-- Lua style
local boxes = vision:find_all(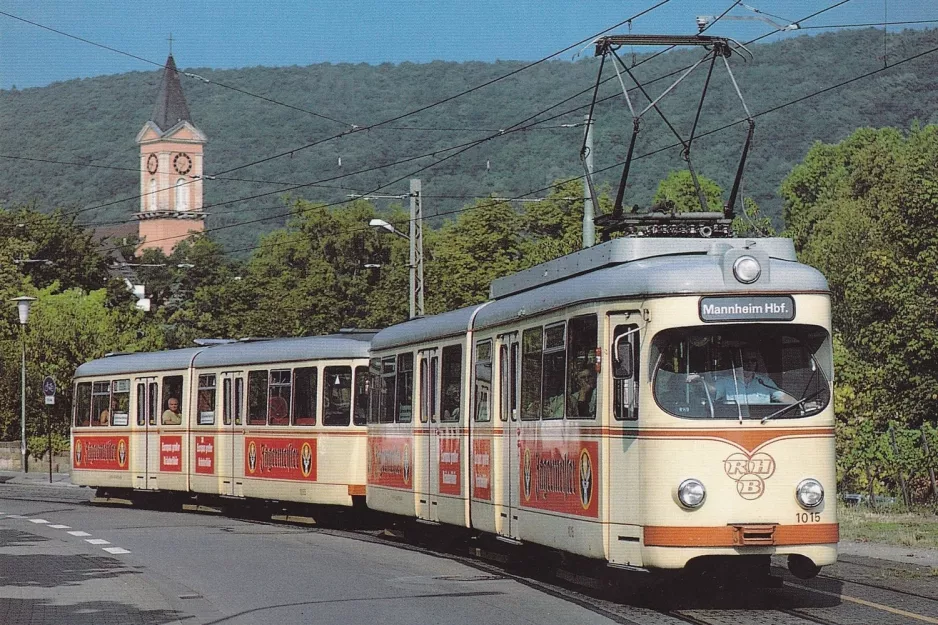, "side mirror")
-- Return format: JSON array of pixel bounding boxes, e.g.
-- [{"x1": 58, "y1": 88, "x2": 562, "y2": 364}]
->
[{"x1": 613, "y1": 334, "x2": 633, "y2": 378}]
